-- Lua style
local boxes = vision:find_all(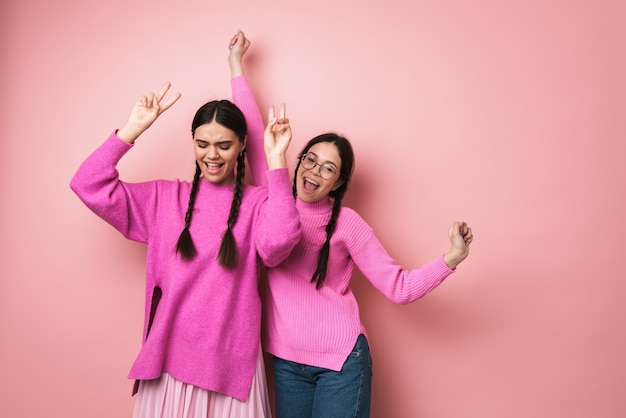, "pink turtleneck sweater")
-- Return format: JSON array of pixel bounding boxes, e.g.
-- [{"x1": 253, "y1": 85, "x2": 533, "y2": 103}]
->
[
  {"x1": 70, "y1": 129, "x2": 300, "y2": 400},
  {"x1": 232, "y1": 75, "x2": 454, "y2": 372}
]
